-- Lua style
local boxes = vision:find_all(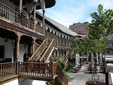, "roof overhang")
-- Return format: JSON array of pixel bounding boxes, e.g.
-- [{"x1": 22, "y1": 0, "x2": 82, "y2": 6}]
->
[
  {"x1": 36, "y1": 0, "x2": 56, "y2": 9},
  {"x1": 9, "y1": 0, "x2": 56, "y2": 9}
]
